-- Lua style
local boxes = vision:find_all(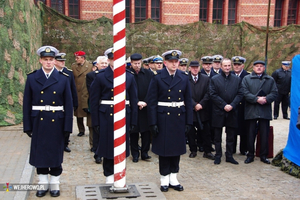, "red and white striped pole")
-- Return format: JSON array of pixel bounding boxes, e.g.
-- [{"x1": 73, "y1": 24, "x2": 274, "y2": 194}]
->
[{"x1": 113, "y1": 0, "x2": 127, "y2": 189}]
